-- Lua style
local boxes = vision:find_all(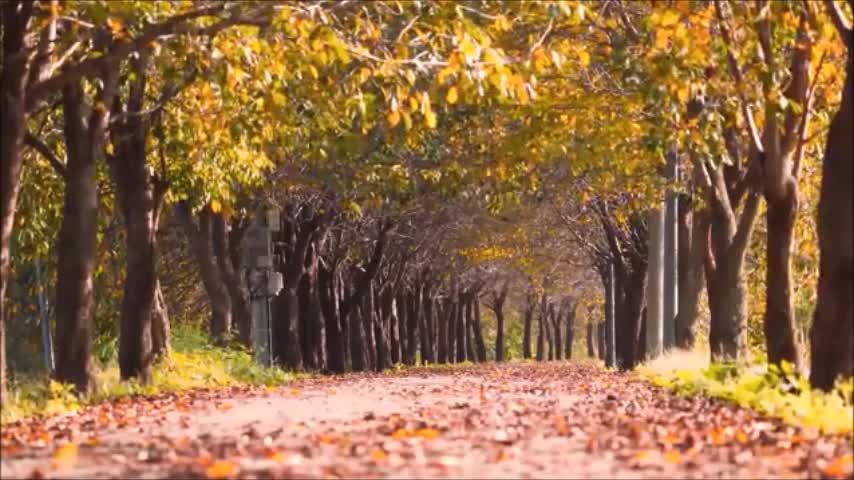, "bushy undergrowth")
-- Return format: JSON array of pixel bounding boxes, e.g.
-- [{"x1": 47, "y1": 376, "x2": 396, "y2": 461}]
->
[
  {"x1": 0, "y1": 325, "x2": 296, "y2": 424},
  {"x1": 639, "y1": 349, "x2": 853, "y2": 436}
]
